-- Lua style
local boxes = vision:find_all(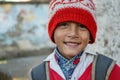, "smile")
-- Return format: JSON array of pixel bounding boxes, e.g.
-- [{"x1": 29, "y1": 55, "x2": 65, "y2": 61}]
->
[{"x1": 64, "y1": 42, "x2": 81, "y2": 48}]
